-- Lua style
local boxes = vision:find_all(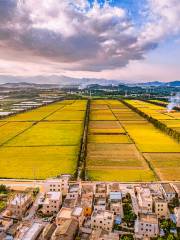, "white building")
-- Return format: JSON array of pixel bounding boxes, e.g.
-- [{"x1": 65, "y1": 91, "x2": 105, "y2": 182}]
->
[
  {"x1": 40, "y1": 192, "x2": 62, "y2": 215},
  {"x1": 44, "y1": 175, "x2": 70, "y2": 195},
  {"x1": 135, "y1": 213, "x2": 159, "y2": 239},
  {"x1": 91, "y1": 210, "x2": 114, "y2": 232},
  {"x1": 21, "y1": 223, "x2": 44, "y2": 240},
  {"x1": 136, "y1": 186, "x2": 153, "y2": 213}
]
